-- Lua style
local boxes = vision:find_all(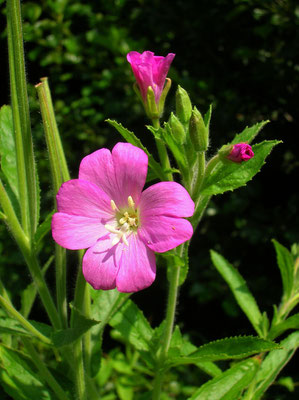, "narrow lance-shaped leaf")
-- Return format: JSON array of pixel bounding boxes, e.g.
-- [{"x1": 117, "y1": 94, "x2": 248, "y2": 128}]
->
[
  {"x1": 231, "y1": 120, "x2": 269, "y2": 145},
  {"x1": 210, "y1": 250, "x2": 264, "y2": 337},
  {"x1": 247, "y1": 331, "x2": 299, "y2": 400},
  {"x1": 188, "y1": 358, "x2": 260, "y2": 400},
  {"x1": 269, "y1": 313, "x2": 299, "y2": 340},
  {"x1": 272, "y1": 239, "x2": 294, "y2": 301},
  {"x1": 201, "y1": 140, "x2": 281, "y2": 196},
  {"x1": 165, "y1": 336, "x2": 279, "y2": 368},
  {"x1": 106, "y1": 119, "x2": 167, "y2": 181}
]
